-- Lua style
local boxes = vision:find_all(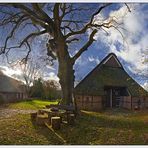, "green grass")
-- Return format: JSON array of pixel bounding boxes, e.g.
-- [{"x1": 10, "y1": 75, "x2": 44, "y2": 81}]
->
[
  {"x1": 0, "y1": 100, "x2": 147, "y2": 145},
  {"x1": 8, "y1": 99, "x2": 58, "y2": 110},
  {"x1": 0, "y1": 114, "x2": 62, "y2": 145}
]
